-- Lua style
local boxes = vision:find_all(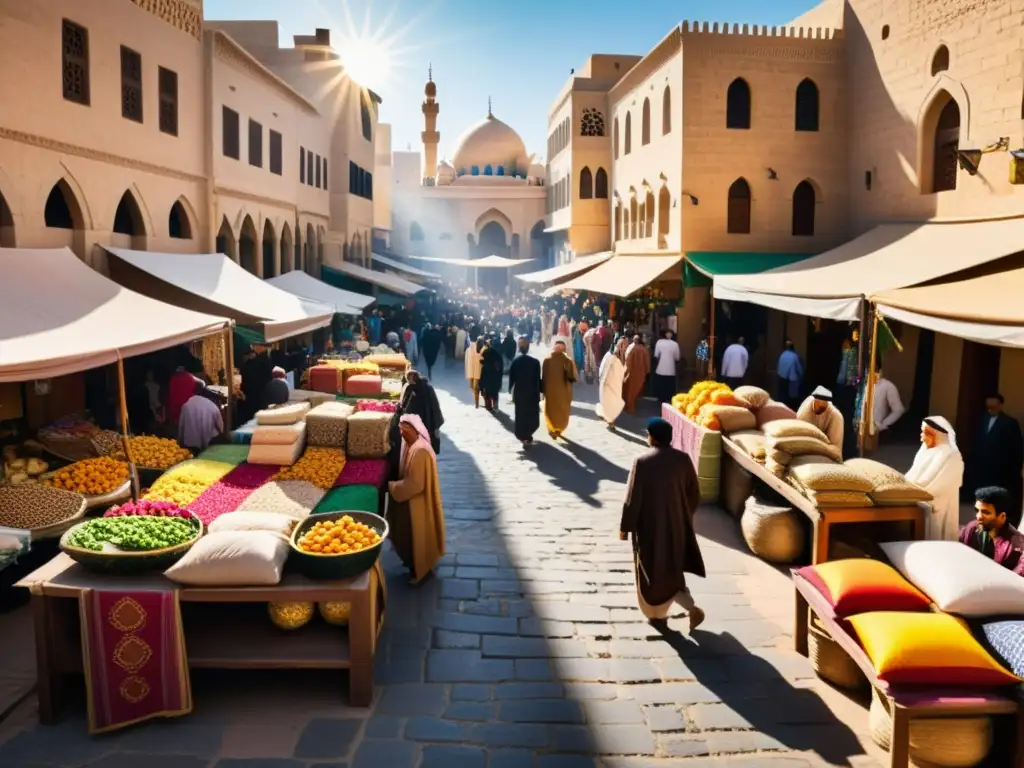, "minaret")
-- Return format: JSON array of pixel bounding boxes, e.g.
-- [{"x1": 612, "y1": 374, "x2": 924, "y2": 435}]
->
[{"x1": 421, "y1": 64, "x2": 440, "y2": 180}]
